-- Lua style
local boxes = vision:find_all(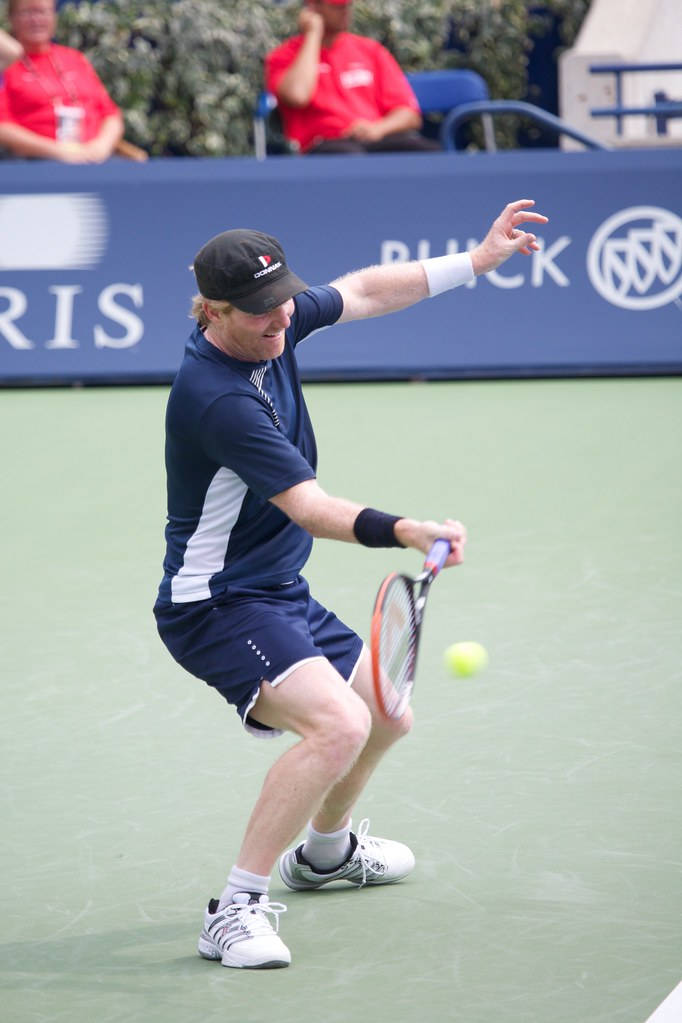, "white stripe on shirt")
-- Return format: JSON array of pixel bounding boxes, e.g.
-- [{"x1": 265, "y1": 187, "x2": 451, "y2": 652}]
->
[{"x1": 171, "y1": 466, "x2": 248, "y2": 603}]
